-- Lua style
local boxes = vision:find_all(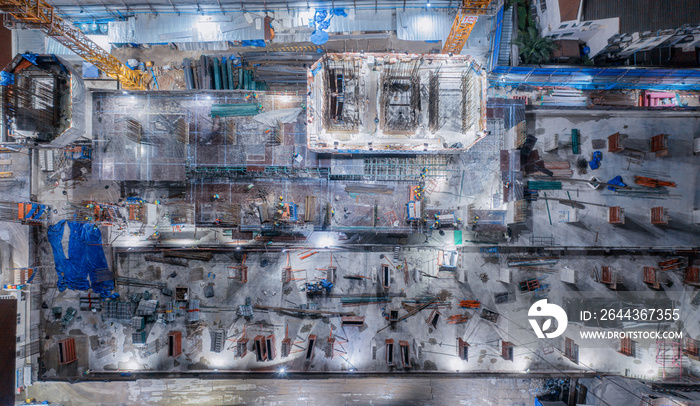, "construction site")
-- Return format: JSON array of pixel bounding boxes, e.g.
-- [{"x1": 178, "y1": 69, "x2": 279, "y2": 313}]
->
[{"x1": 0, "y1": 1, "x2": 699, "y2": 405}]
